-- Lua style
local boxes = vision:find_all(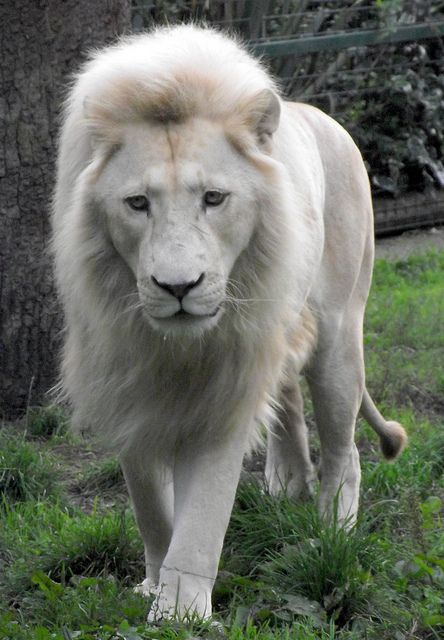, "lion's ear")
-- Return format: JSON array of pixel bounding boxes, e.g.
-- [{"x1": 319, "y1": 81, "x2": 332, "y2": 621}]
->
[{"x1": 249, "y1": 89, "x2": 281, "y2": 145}]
